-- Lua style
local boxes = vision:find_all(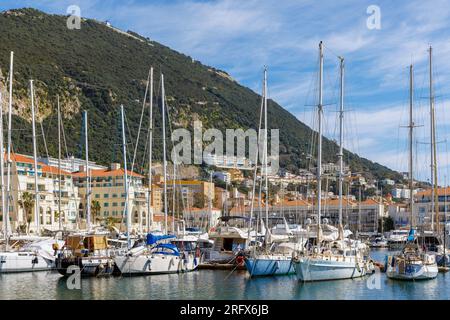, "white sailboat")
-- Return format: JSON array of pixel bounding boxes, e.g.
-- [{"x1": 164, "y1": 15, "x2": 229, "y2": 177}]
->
[
  {"x1": 293, "y1": 43, "x2": 372, "y2": 281},
  {"x1": 385, "y1": 62, "x2": 438, "y2": 281},
  {"x1": 114, "y1": 75, "x2": 199, "y2": 275},
  {"x1": 1, "y1": 71, "x2": 63, "y2": 273},
  {"x1": 244, "y1": 67, "x2": 299, "y2": 277}
]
